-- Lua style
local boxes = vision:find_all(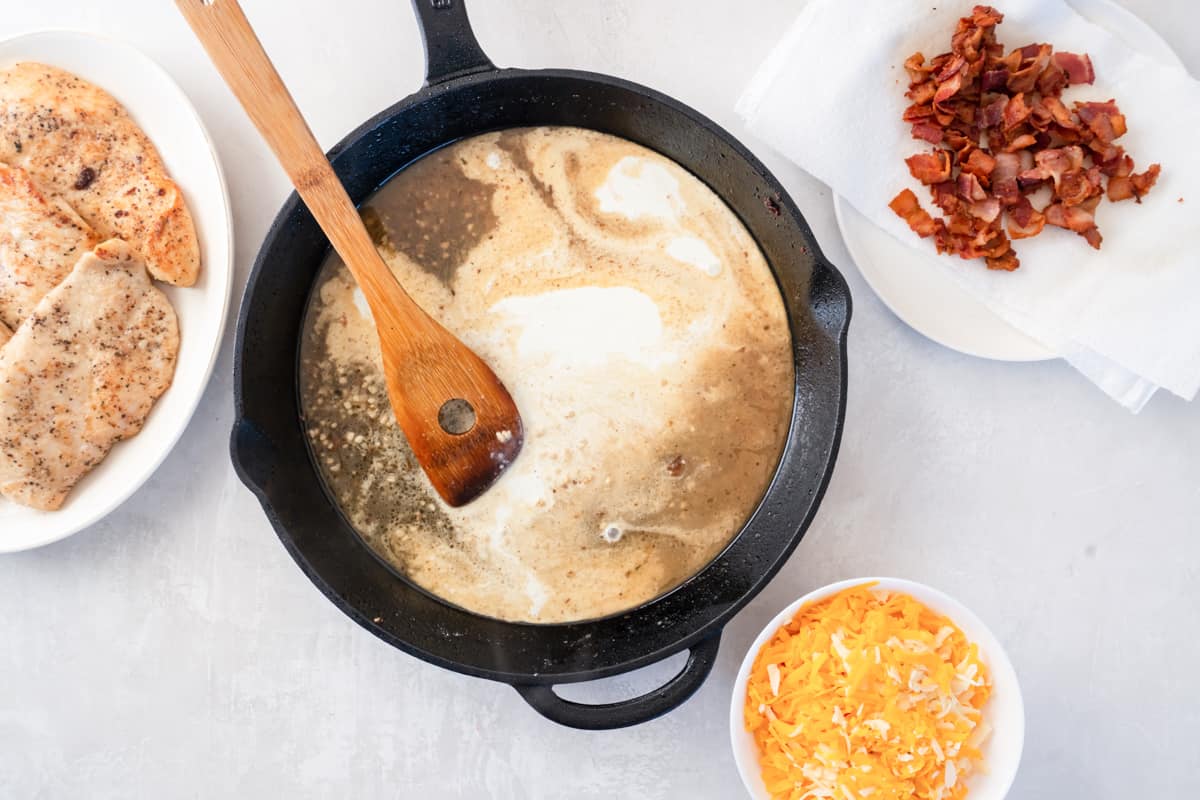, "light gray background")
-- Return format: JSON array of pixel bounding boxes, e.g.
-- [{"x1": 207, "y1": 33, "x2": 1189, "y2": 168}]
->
[{"x1": 2, "y1": 1, "x2": 1197, "y2": 797}]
